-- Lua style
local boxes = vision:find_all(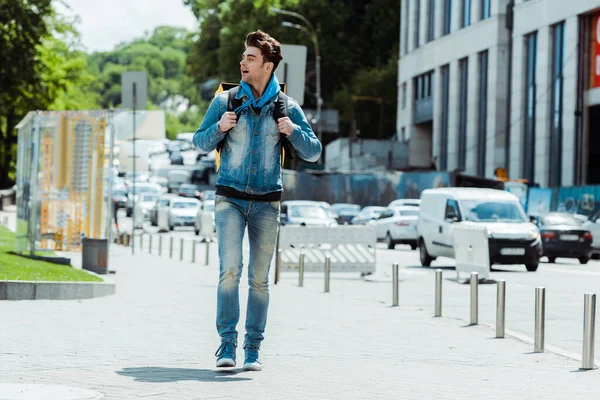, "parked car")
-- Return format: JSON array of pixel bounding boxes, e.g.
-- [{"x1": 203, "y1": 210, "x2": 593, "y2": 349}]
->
[
  {"x1": 370, "y1": 206, "x2": 420, "y2": 249},
  {"x1": 167, "y1": 198, "x2": 200, "y2": 230},
  {"x1": 125, "y1": 183, "x2": 162, "y2": 217},
  {"x1": 199, "y1": 190, "x2": 216, "y2": 201},
  {"x1": 351, "y1": 206, "x2": 386, "y2": 225},
  {"x1": 150, "y1": 194, "x2": 174, "y2": 226},
  {"x1": 178, "y1": 183, "x2": 202, "y2": 199},
  {"x1": 195, "y1": 200, "x2": 216, "y2": 237},
  {"x1": 583, "y1": 212, "x2": 600, "y2": 258},
  {"x1": 281, "y1": 201, "x2": 338, "y2": 227},
  {"x1": 532, "y1": 212, "x2": 593, "y2": 264},
  {"x1": 133, "y1": 193, "x2": 160, "y2": 228},
  {"x1": 388, "y1": 199, "x2": 421, "y2": 208},
  {"x1": 331, "y1": 203, "x2": 361, "y2": 224},
  {"x1": 418, "y1": 188, "x2": 541, "y2": 271},
  {"x1": 170, "y1": 151, "x2": 184, "y2": 165},
  {"x1": 112, "y1": 186, "x2": 128, "y2": 210}
]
